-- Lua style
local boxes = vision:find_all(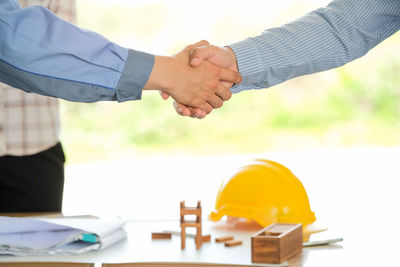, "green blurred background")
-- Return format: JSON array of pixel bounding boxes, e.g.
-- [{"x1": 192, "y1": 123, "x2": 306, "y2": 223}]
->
[{"x1": 60, "y1": 0, "x2": 400, "y2": 163}]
